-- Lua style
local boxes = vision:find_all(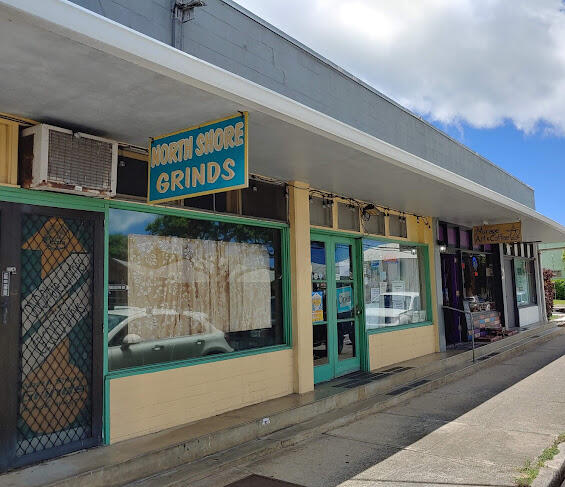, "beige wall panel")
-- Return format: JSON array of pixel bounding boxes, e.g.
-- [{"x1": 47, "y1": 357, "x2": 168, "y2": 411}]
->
[
  {"x1": 288, "y1": 181, "x2": 314, "y2": 394},
  {"x1": 110, "y1": 349, "x2": 294, "y2": 443},
  {"x1": 369, "y1": 325, "x2": 436, "y2": 371},
  {"x1": 0, "y1": 119, "x2": 18, "y2": 185}
]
